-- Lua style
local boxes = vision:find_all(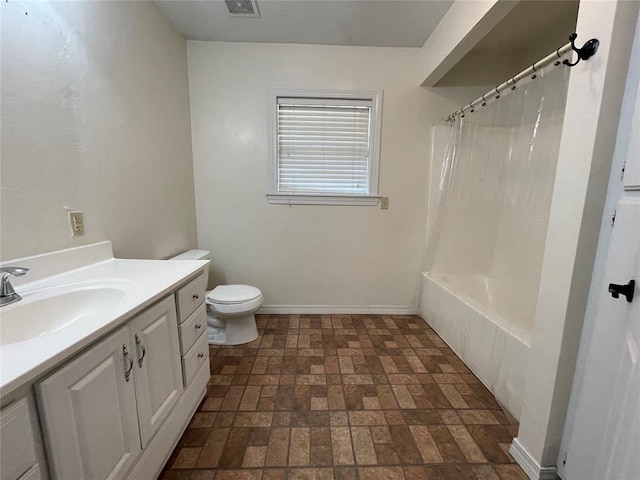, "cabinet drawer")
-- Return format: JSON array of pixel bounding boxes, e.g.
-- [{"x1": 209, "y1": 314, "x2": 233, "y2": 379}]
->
[
  {"x1": 179, "y1": 303, "x2": 207, "y2": 354},
  {"x1": 0, "y1": 398, "x2": 38, "y2": 480},
  {"x1": 175, "y1": 273, "x2": 206, "y2": 323},
  {"x1": 182, "y1": 331, "x2": 209, "y2": 387}
]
